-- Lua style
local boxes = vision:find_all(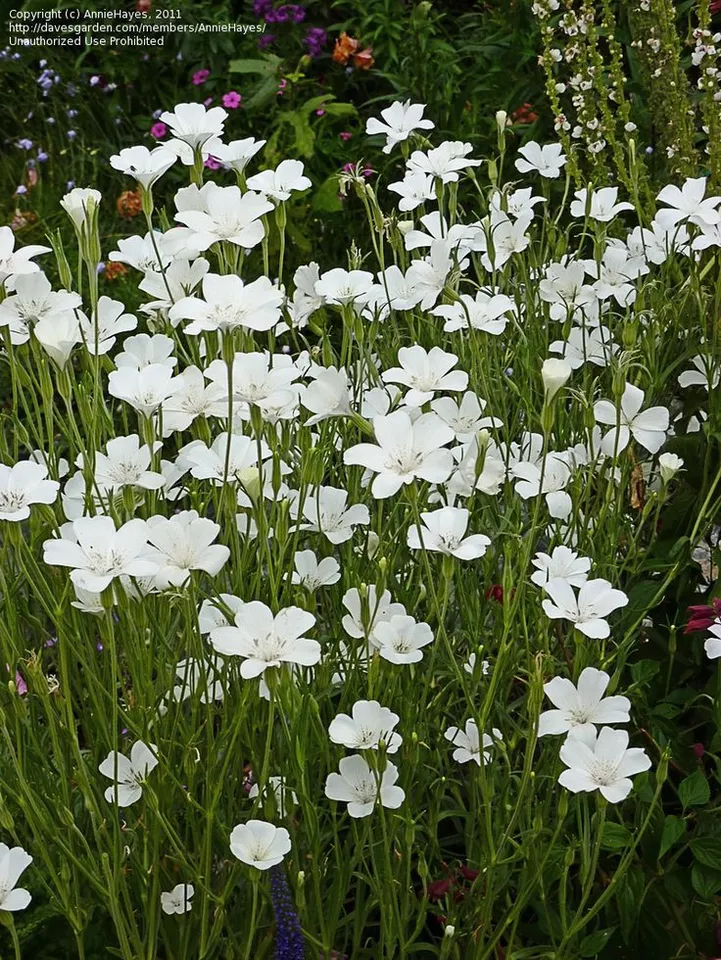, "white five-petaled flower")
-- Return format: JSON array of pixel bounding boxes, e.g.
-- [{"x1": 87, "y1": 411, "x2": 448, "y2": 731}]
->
[
  {"x1": 324, "y1": 755, "x2": 405, "y2": 818},
  {"x1": 558, "y1": 726, "x2": 651, "y2": 802},
  {"x1": 541, "y1": 578, "x2": 629, "y2": 639},
  {"x1": 705, "y1": 622, "x2": 721, "y2": 660},
  {"x1": 294, "y1": 485, "x2": 370, "y2": 544},
  {"x1": 246, "y1": 159, "x2": 311, "y2": 201},
  {"x1": 530, "y1": 546, "x2": 591, "y2": 588},
  {"x1": 159, "y1": 102, "x2": 227, "y2": 151},
  {"x1": 0, "y1": 461, "x2": 59, "y2": 521},
  {"x1": 343, "y1": 410, "x2": 454, "y2": 499},
  {"x1": 656, "y1": 177, "x2": 721, "y2": 229},
  {"x1": 570, "y1": 187, "x2": 634, "y2": 223},
  {"x1": 0, "y1": 225, "x2": 50, "y2": 284},
  {"x1": 209, "y1": 601, "x2": 320, "y2": 677},
  {"x1": 594, "y1": 383, "x2": 669, "y2": 455},
  {"x1": 99, "y1": 740, "x2": 159, "y2": 806},
  {"x1": 229, "y1": 820, "x2": 291, "y2": 870},
  {"x1": 0, "y1": 845, "x2": 33, "y2": 912},
  {"x1": 146, "y1": 511, "x2": 230, "y2": 588},
  {"x1": 290, "y1": 550, "x2": 341, "y2": 591},
  {"x1": 444, "y1": 720, "x2": 502, "y2": 765},
  {"x1": 538, "y1": 667, "x2": 631, "y2": 737},
  {"x1": 169, "y1": 274, "x2": 283, "y2": 334},
  {"x1": 109, "y1": 145, "x2": 177, "y2": 190},
  {"x1": 328, "y1": 700, "x2": 402, "y2": 753},
  {"x1": 407, "y1": 506, "x2": 490, "y2": 560},
  {"x1": 514, "y1": 141, "x2": 567, "y2": 179},
  {"x1": 372, "y1": 614, "x2": 434, "y2": 664},
  {"x1": 365, "y1": 100, "x2": 435, "y2": 153},
  {"x1": 161, "y1": 884, "x2": 194, "y2": 915},
  {"x1": 43, "y1": 516, "x2": 157, "y2": 593},
  {"x1": 382, "y1": 345, "x2": 468, "y2": 407}
]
